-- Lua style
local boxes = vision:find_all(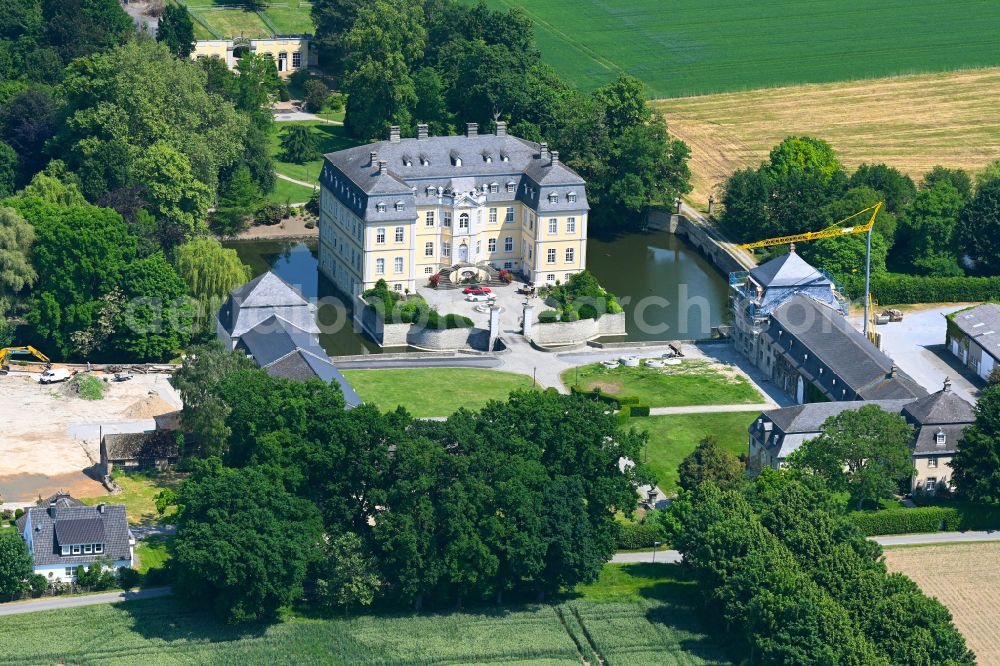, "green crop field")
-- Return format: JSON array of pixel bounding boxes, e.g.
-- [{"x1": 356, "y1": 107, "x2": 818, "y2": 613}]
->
[
  {"x1": 476, "y1": 0, "x2": 1000, "y2": 97},
  {"x1": 0, "y1": 564, "x2": 731, "y2": 665}
]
